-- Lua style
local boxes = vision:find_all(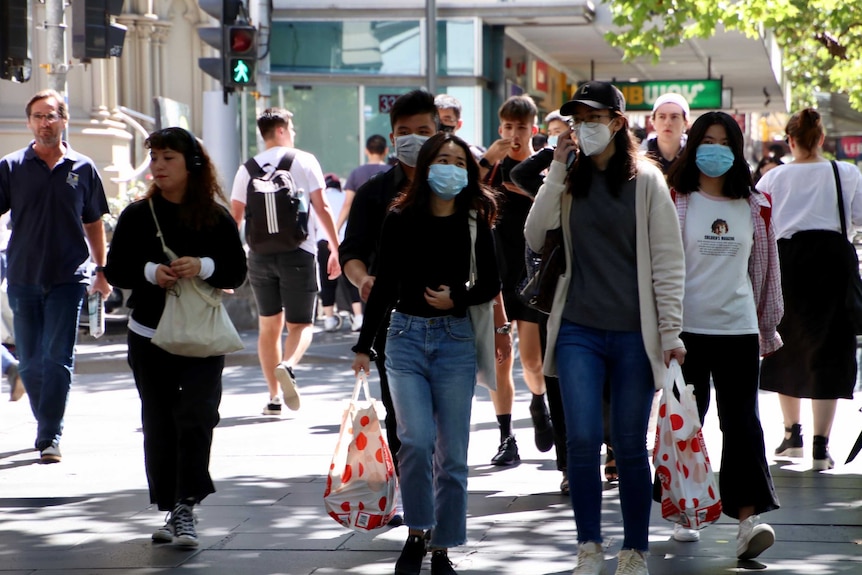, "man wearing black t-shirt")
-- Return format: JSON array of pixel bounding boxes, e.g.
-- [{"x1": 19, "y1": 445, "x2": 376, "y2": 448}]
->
[{"x1": 477, "y1": 95, "x2": 554, "y2": 466}]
